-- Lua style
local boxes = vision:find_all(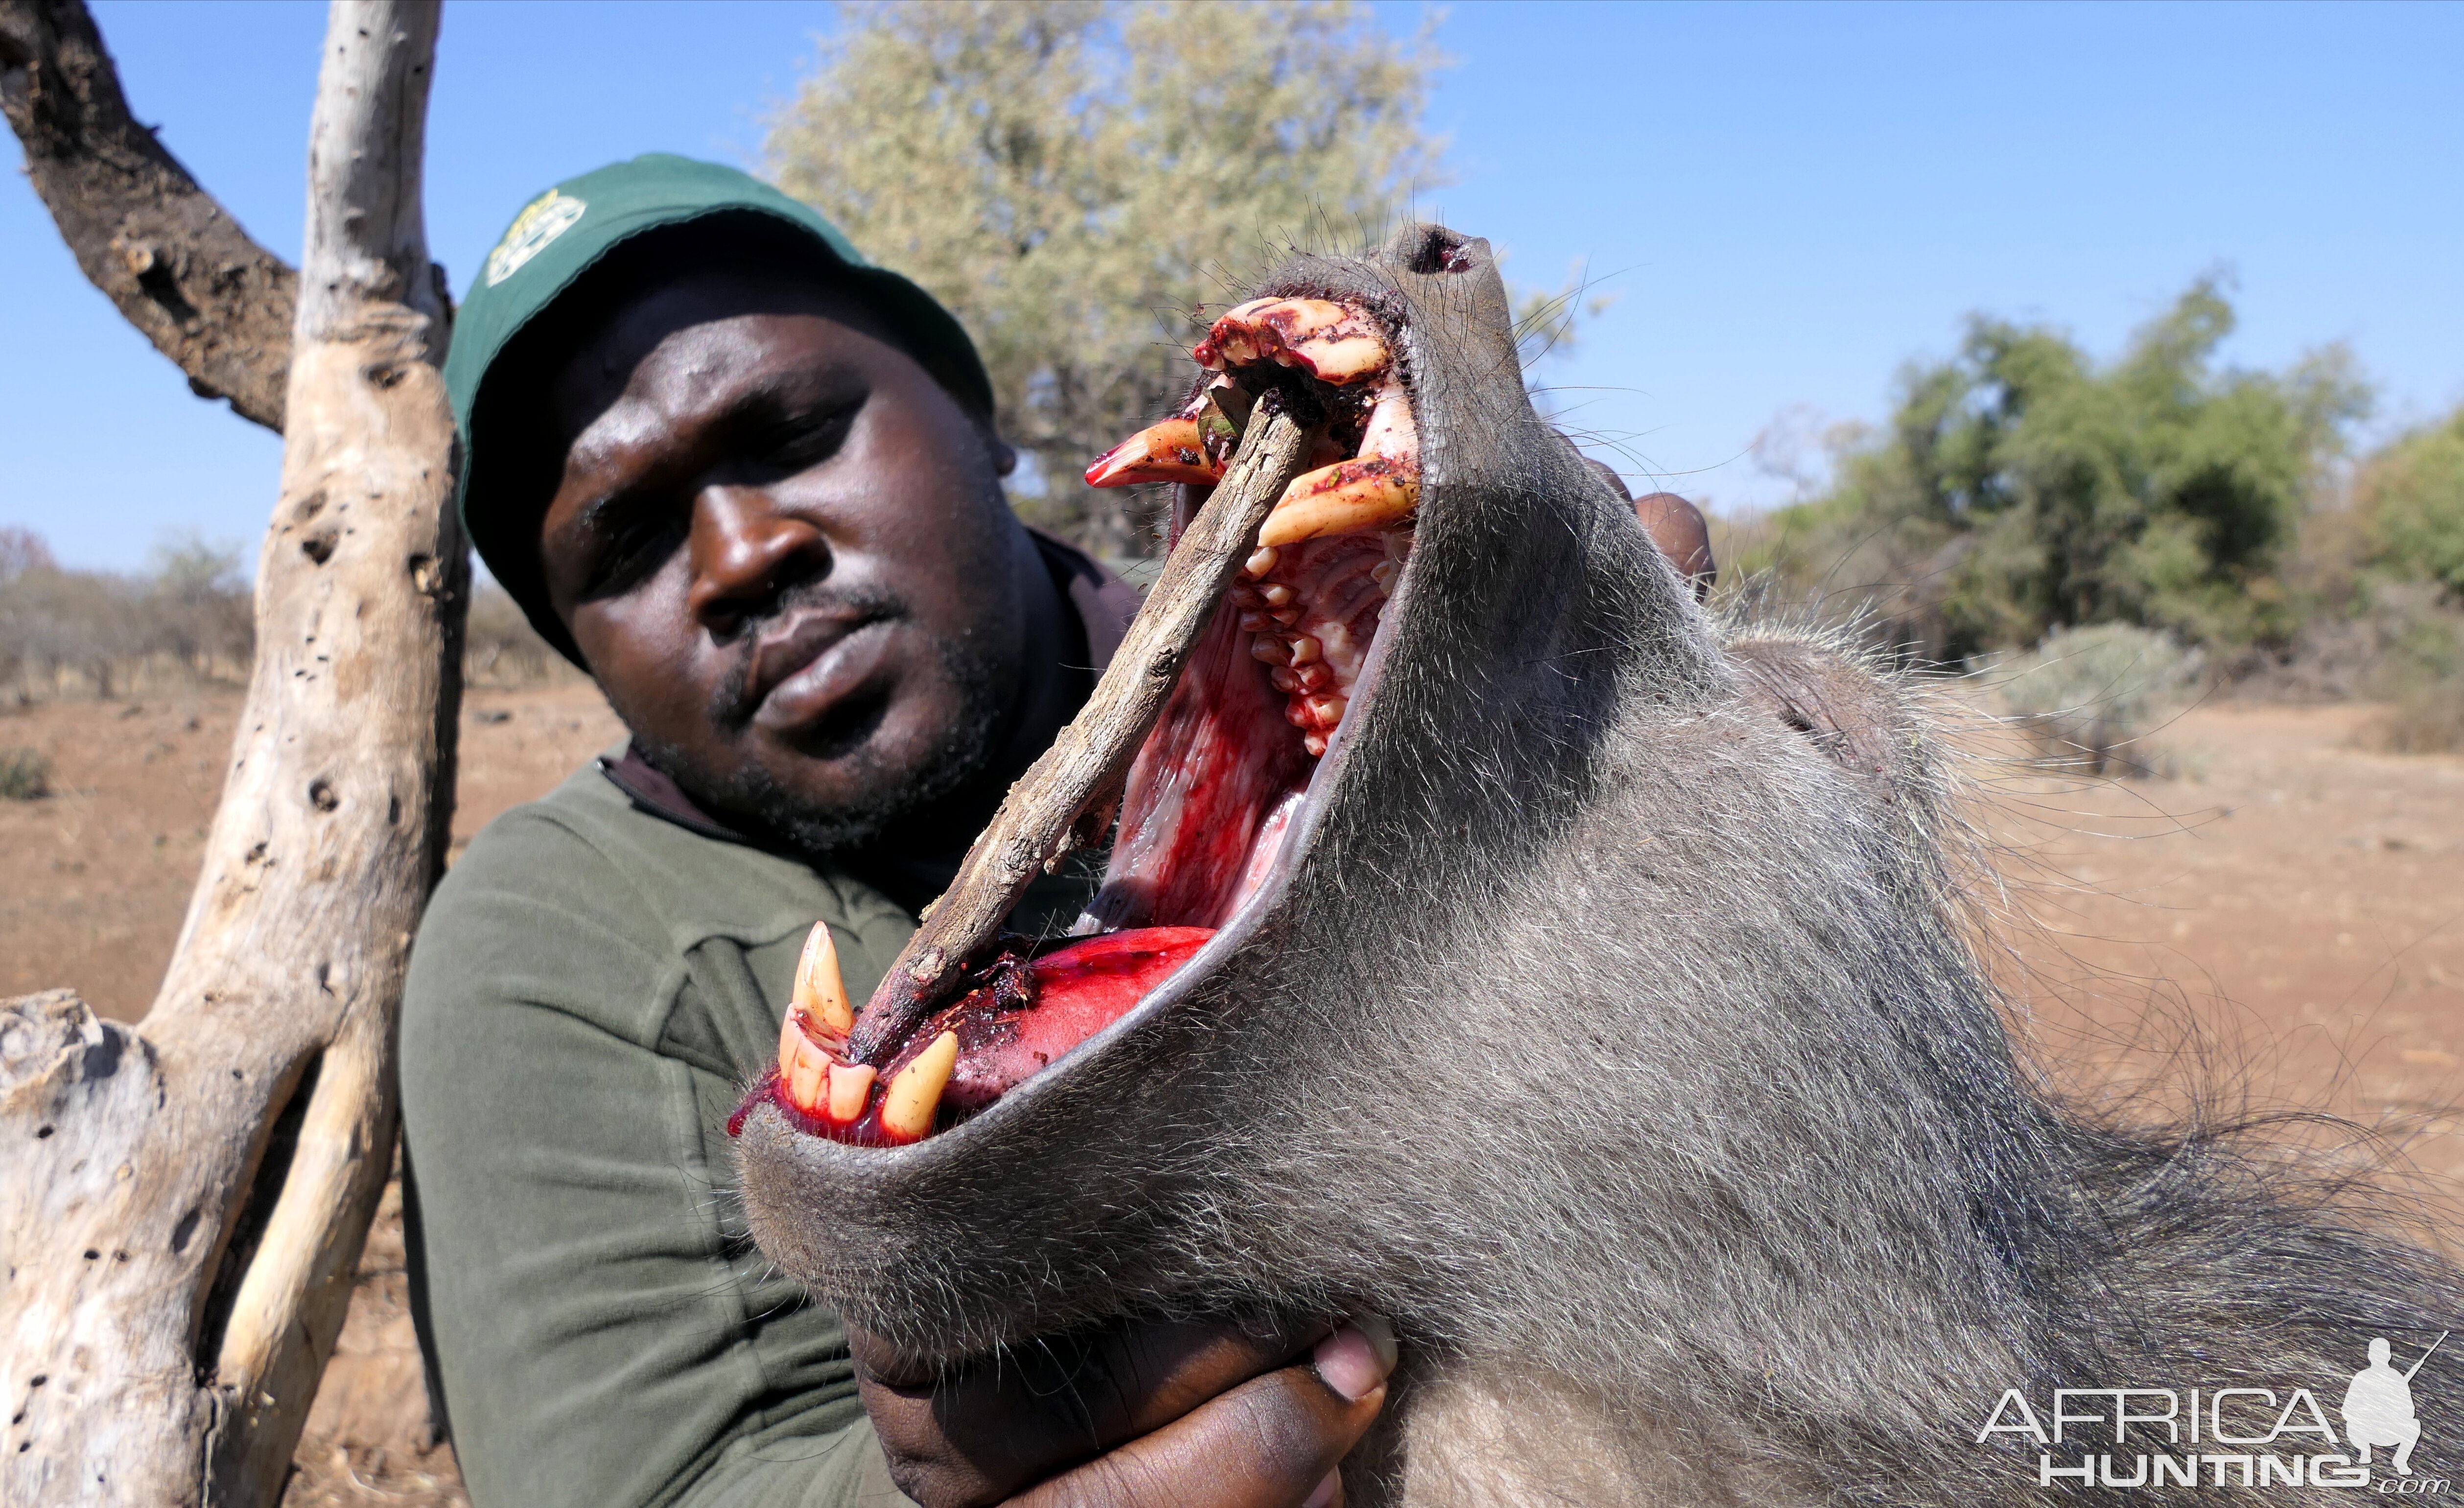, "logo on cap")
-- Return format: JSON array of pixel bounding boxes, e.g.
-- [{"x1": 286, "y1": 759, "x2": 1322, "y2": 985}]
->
[{"x1": 485, "y1": 189, "x2": 587, "y2": 287}]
